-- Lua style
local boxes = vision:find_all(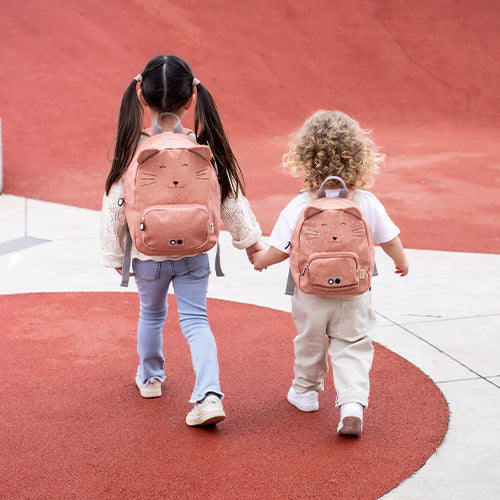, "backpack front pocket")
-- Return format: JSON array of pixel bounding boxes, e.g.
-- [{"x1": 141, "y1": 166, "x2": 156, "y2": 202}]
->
[
  {"x1": 139, "y1": 204, "x2": 215, "y2": 254},
  {"x1": 299, "y1": 252, "x2": 360, "y2": 294}
]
